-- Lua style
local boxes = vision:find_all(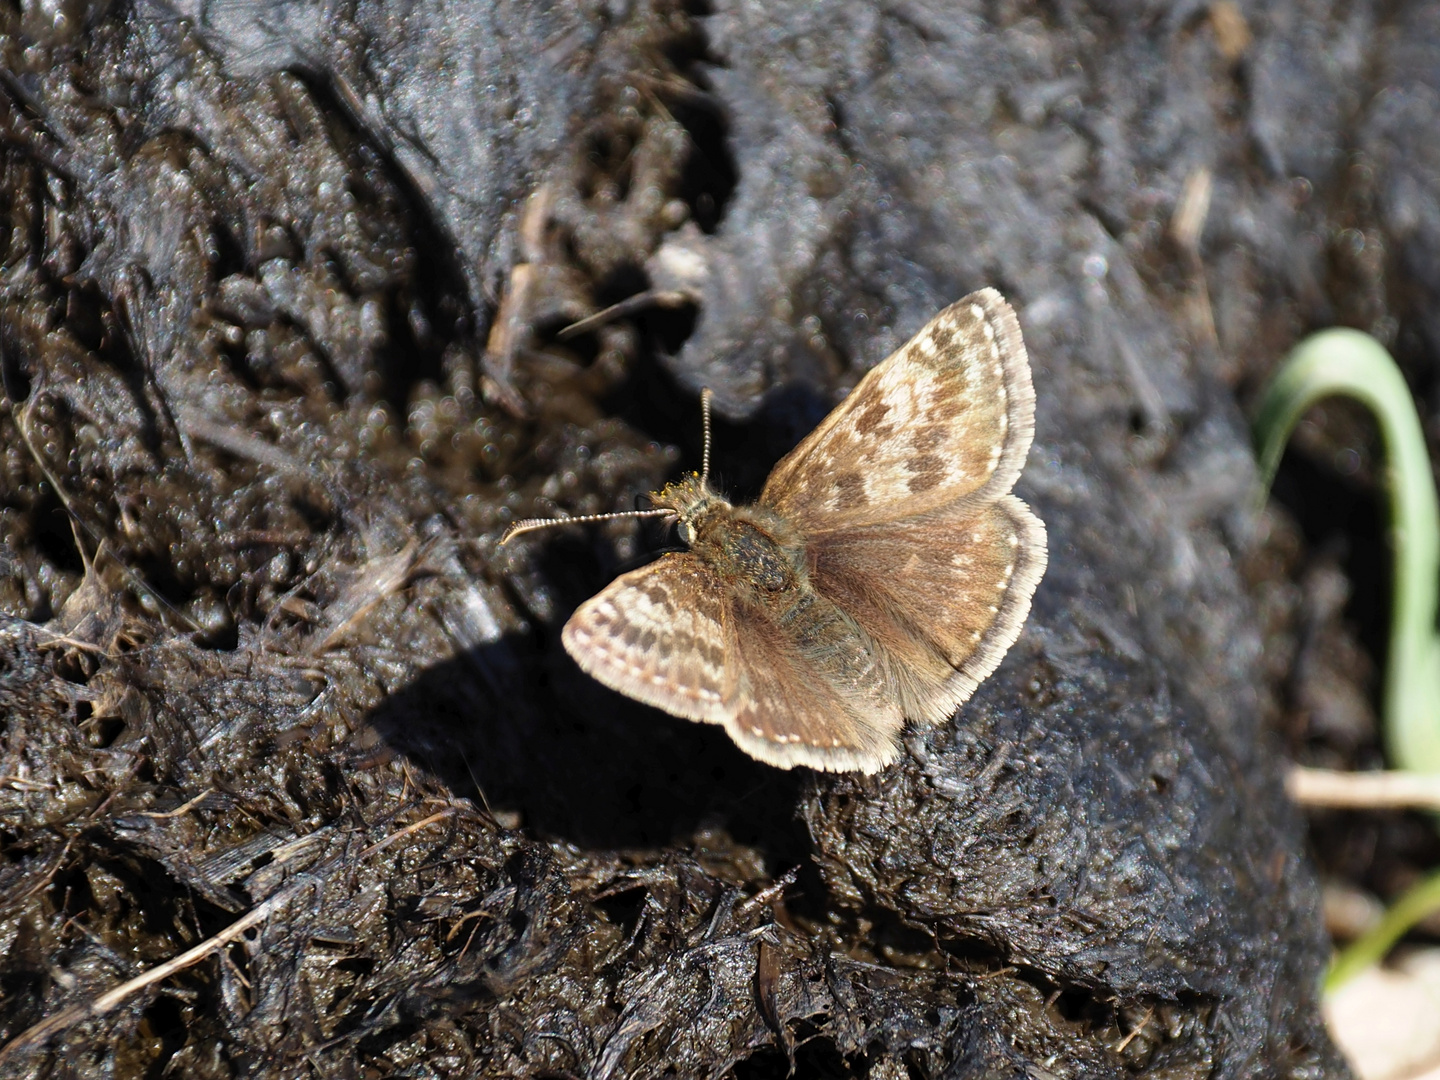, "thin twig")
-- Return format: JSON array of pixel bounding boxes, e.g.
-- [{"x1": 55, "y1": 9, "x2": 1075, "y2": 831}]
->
[
  {"x1": 555, "y1": 289, "x2": 691, "y2": 340},
  {"x1": 137, "y1": 788, "x2": 217, "y2": 819},
  {"x1": 1114, "y1": 1007, "x2": 1154, "y2": 1053},
  {"x1": 357, "y1": 808, "x2": 455, "y2": 859},
  {"x1": 0, "y1": 877, "x2": 308, "y2": 1064}
]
